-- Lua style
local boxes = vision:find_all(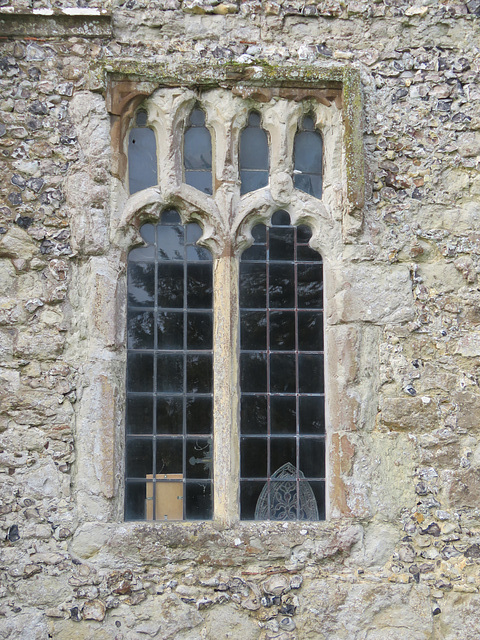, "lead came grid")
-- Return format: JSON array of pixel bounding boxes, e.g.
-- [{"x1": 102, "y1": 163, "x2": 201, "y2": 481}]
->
[
  {"x1": 125, "y1": 210, "x2": 213, "y2": 521},
  {"x1": 239, "y1": 210, "x2": 325, "y2": 520}
]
